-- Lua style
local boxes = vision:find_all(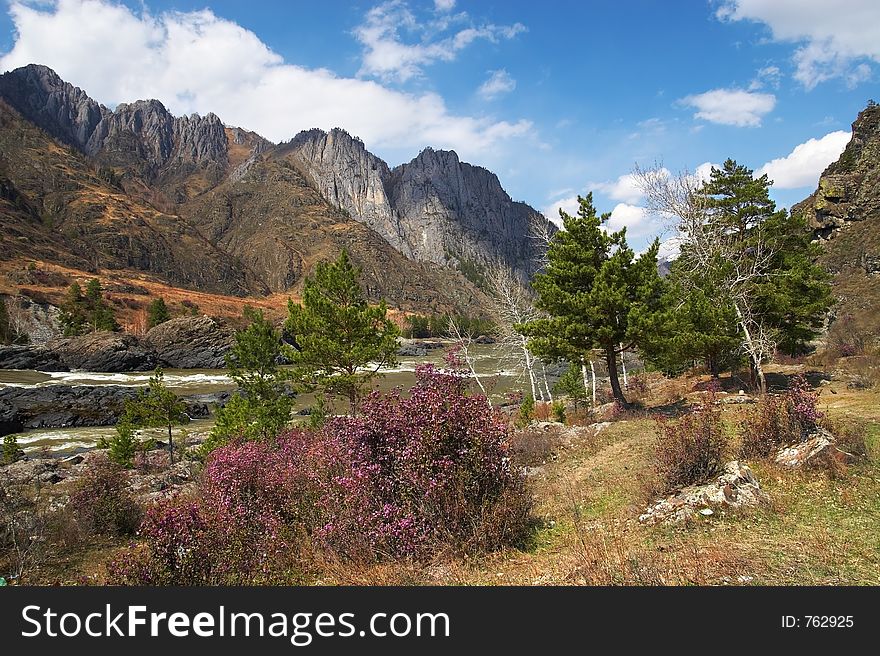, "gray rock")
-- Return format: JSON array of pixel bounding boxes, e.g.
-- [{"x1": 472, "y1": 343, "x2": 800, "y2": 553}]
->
[
  {"x1": 143, "y1": 316, "x2": 234, "y2": 369},
  {"x1": 774, "y1": 429, "x2": 854, "y2": 468},
  {"x1": 0, "y1": 345, "x2": 69, "y2": 372},
  {"x1": 49, "y1": 331, "x2": 156, "y2": 372},
  {"x1": 289, "y1": 129, "x2": 555, "y2": 281},
  {"x1": 0, "y1": 385, "x2": 215, "y2": 433},
  {"x1": 639, "y1": 461, "x2": 769, "y2": 525}
]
